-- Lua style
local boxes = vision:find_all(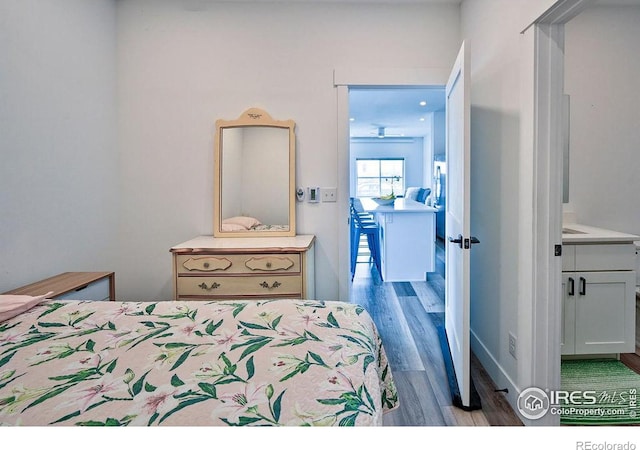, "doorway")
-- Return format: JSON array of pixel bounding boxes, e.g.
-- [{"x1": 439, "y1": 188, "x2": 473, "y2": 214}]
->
[
  {"x1": 526, "y1": 1, "x2": 640, "y2": 426},
  {"x1": 335, "y1": 54, "x2": 478, "y2": 412},
  {"x1": 334, "y1": 68, "x2": 451, "y2": 302},
  {"x1": 348, "y1": 87, "x2": 446, "y2": 284}
]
